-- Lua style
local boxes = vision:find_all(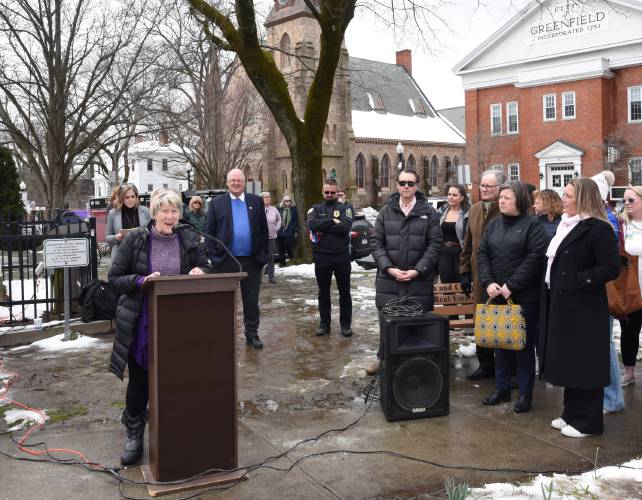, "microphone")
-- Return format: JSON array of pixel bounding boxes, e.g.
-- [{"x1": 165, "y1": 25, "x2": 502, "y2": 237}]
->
[{"x1": 174, "y1": 219, "x2": 243, "y2": 273}]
